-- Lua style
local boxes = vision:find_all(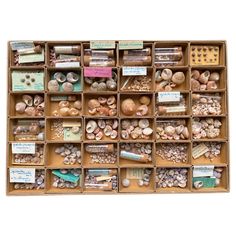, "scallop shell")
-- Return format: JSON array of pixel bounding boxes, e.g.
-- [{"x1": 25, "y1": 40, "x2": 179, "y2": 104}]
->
[
  {"x1": 22, "y1": 95, "x2": 33, "y2": 106},
  {"x1": 62, "y1": 82, "x2": 74, "y2": 92},
  {"x1": 48, "y1": 80, "x2": 60, "y2": 91},
  {"x1": 161, "y1": 69, "x2": 173, "y2": 81},
  {"x1": 121, "y1": 119, "x2": 131, "y2": 129},
  {"x1": 66, "y1": 72, "x2": 79, "y2": 83},
  {"x1": 138, "y1": 119, "x2": 150, "y2": 129},
  {"x1": 54, "y1": 72, "x2": 66, "y2": 83},
  {"x1": 15, "y1": 102, "x2": 26, "y2": 114},
  {"x1": 86, "y1": 120, "x2": 98, "y2": 134},
  {"x1": 171, "y1": 72, "x2": 185, "y2": 85}
]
